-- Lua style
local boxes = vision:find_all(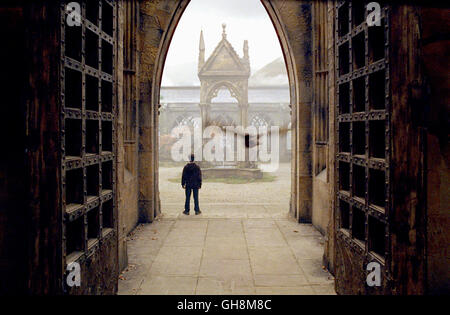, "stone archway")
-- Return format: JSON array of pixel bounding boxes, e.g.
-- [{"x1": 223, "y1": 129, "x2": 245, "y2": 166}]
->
[
  {"x1": 137, "y1": 0, "x2": 313, "y2": 224},
  {"x1": 202, "y1": 80, "x2": 244, "y2": 128}
]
